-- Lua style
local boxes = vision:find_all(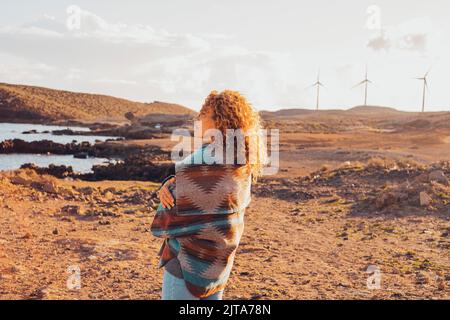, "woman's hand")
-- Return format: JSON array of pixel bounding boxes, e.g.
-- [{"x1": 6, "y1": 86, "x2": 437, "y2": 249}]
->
[{"x1": 158, "y1": 177, "x2": 175, "y2": 209}]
